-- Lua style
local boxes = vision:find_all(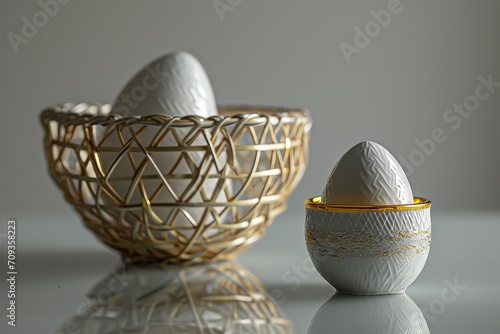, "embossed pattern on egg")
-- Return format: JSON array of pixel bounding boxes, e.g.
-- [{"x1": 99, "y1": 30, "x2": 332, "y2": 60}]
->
[
  {"x1": 100, "y1": 52, "x2": 230, "y2": 236},
  {"x1": 112, "y1": 52, "x2": 217, "y2": 117},
  {"x1": 322, "y1": 141, "x2": 413, "y2": 205}
]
